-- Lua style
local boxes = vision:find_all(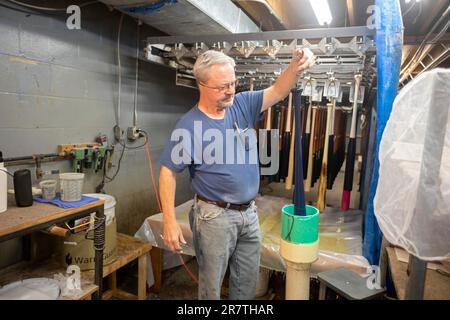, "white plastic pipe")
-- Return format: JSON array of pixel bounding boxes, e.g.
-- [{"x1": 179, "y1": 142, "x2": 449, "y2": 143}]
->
[
  {"x1": 285, "y1": 262, "x2": 311, "y2": 300},
  {"x1": 280, "y1": 239, "x2": 318, "y2": 300}
]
